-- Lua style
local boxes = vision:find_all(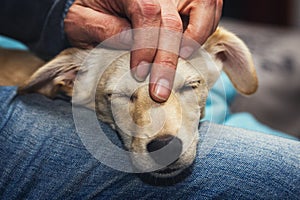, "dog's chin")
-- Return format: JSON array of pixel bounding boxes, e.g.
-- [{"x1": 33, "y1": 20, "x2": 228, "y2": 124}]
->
[{"x1": 138, "y1": 163, "x2": 194, "y2": 186}]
